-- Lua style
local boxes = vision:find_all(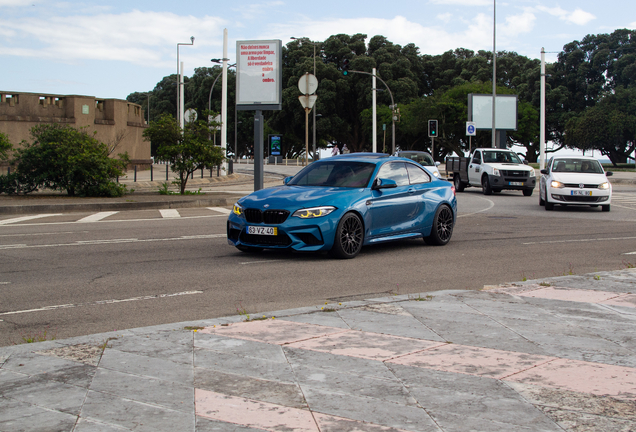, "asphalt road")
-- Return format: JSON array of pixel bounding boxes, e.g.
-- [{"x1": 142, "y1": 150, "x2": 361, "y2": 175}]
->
[{"x1": 1, "y1": 187, "x2": 636, "y2": 346}]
